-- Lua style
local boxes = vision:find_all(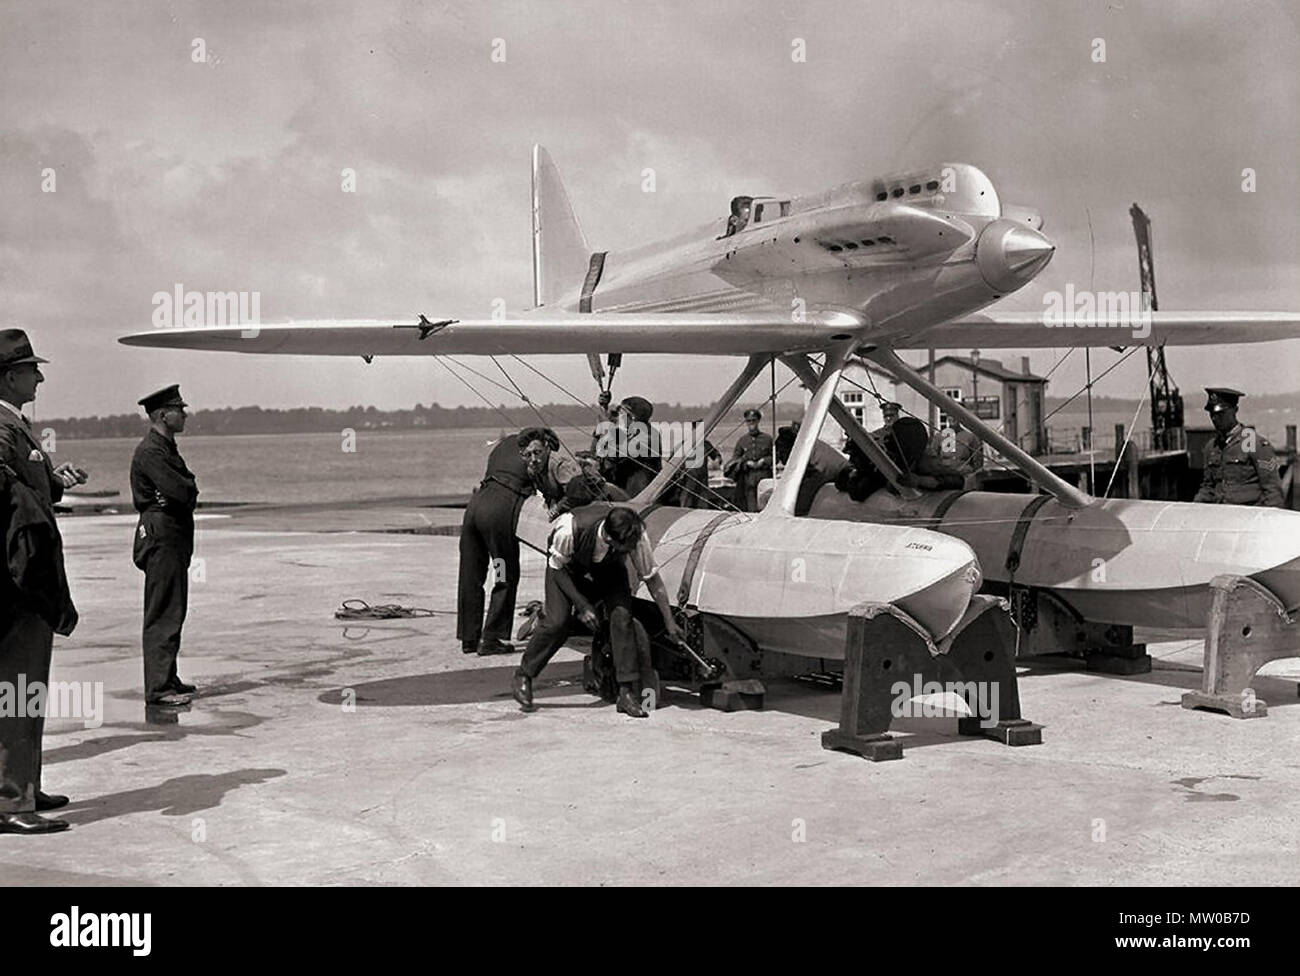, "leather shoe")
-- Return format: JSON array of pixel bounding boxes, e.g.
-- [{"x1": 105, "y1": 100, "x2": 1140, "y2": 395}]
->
[
  {"x1": 147, "y1": 691, "x2": 193, "y2": 706},
  {"x1": 461, "y1": 641, "x2": 479, "y2": 654},
  {"x1": 35, "y1": 791, "x2": 69, "y2": 811},
  {"x1": 170, "y1": 678, "x2": 197, "y2": 694},
  {"x1": 0, "y1": 812, "x2": 70, "y2": 835},
  {"x1": 511, "y1": 672, "x2": 534, "y2": 710},
  {"x1": 616, "y1": 688, "x2": 649, "y2": 719},
  {"x1": 477, "y1": 639, "x2": 516, "y2": 656}
]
